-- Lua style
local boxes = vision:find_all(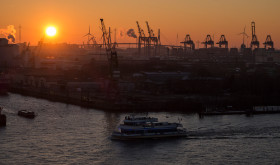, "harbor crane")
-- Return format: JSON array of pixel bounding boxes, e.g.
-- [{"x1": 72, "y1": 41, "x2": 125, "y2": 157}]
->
[
  {"x1": 180, "y1": 34, "x2": 195, "y2": 50},
  {"x1": 136, "y1": 21, "x2": 159, "y2": 56},
  {"x1": 146, "y1": 21, "x2": 158, "y2": 43},
  {"x1": 100, "y1": 18, "x2": 120, "y2": 79},
  {"x1": 250, "y1": 21, "x2": 259, "y2": 49},
  {"x1": 145, "y1": 21, "x2": 159, "y2": 56},
  {"x1": 263, "y1": 35, "x2": 274, "y2": 50},
  {"x1": 136, "y1": 21, "x2": 147, "y2": 54},
  {"x1": 136, "y1": 21, "x2": 146, "y2": 38},
  {"x1": 216, "y1": 35, "x2": 228, "y2": 48},
  {"x1": 202, "y1": 35, "x2": 214, "y2": 48}
]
